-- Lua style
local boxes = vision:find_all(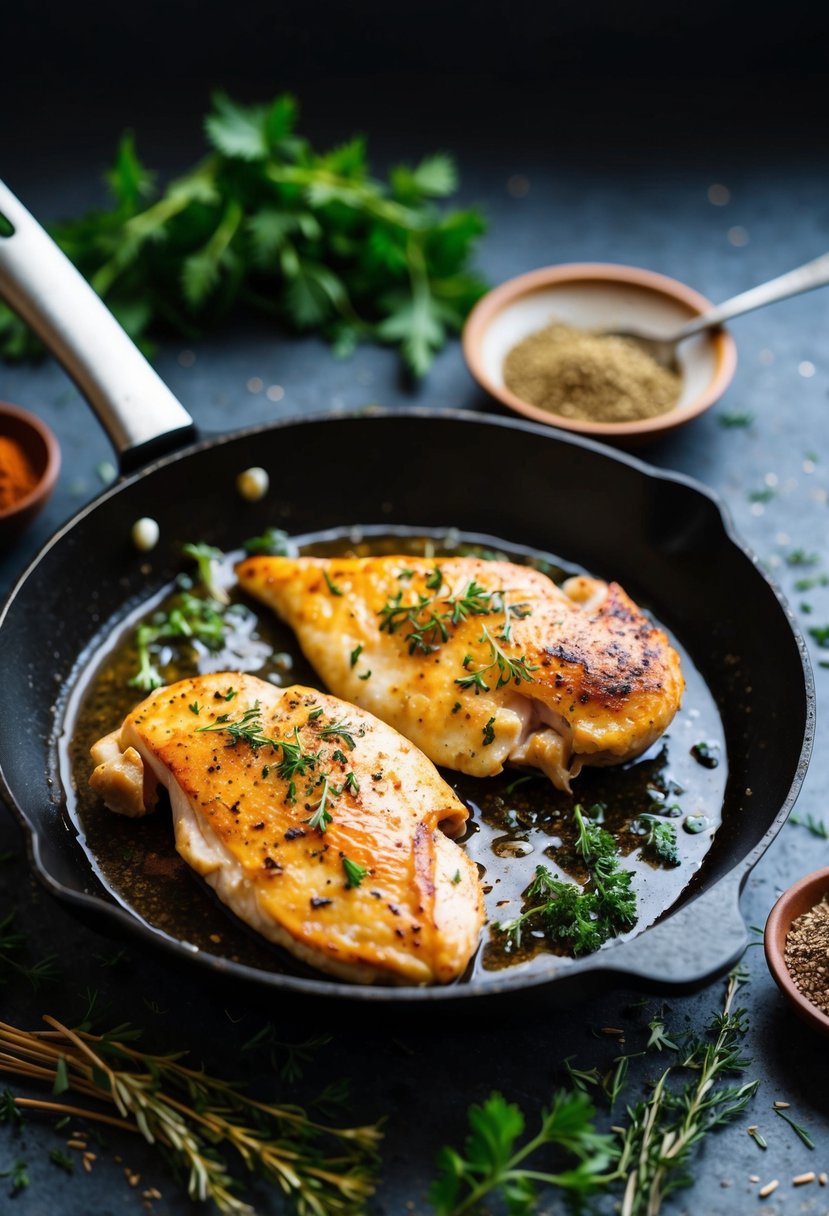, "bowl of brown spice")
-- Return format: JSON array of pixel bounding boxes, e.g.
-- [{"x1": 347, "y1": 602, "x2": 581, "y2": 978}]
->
[
  {"x1": 463, "y1": 263, "x2": 737, "y2": 444},
  {"x1": 0, "y1": 401, "x2": 61, "y2": 548},
  {"x1": 765, "y1": 867, "x2": 829, "y2": 1038}
]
